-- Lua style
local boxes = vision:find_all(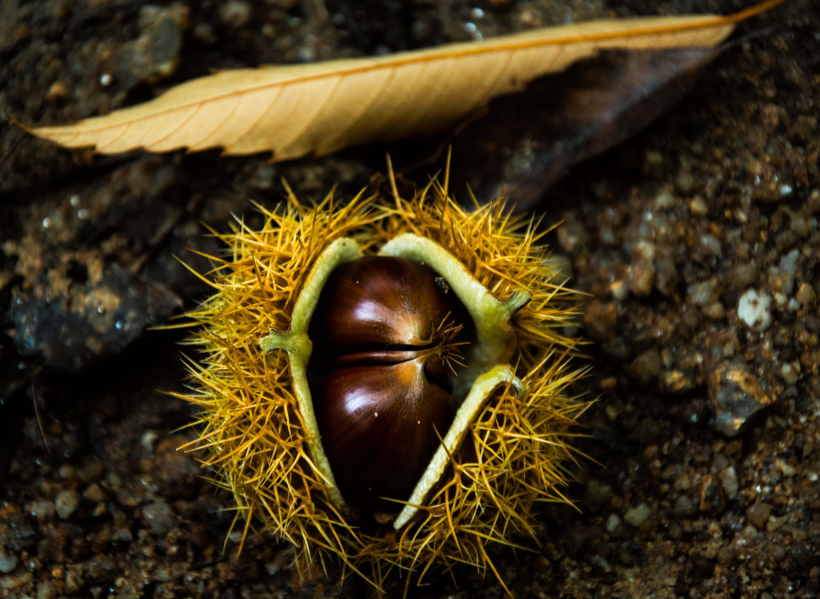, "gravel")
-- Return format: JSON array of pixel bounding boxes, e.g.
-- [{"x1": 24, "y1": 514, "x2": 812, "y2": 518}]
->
[
  {"x1": 1, "y1": 1, "x2": 819, "y2": 598},
  {"x1": 624, "y1": 503, "x2": 652, "y2": 527},
  {"x1": 708, "y1": 363, "x2": 775, "y2": 437},
  {"x1": 0, "y1": 549, "x2": 17, "y2": 574},
  {"x1": 54, "y1": 490, "x2": 81, "y2": 520},
  {"x1": 737, "y1": 288, "x2": 773, "y2": 331},
  {"x1": 746, "y1": 503, "x2": 772, "y2": 529}
]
